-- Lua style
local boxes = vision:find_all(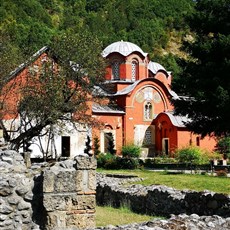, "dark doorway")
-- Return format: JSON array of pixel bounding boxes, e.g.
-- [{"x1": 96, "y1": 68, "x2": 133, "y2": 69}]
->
[
  {"x1": 104, "y1": 132, "x2": 115, "y2": 154},
  {"x1": 104, "y1": 132, "x2": 112, "y2": 153},
  {"x1": 62, "y1": 136, "x2": 70, "y2": 157},
  {"x1": 163, "y1": 138, "x2": 169, "y2": 155}
]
